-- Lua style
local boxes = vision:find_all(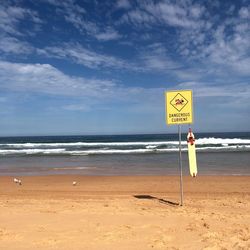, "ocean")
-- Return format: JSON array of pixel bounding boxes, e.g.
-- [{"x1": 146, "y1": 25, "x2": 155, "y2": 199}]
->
[{"x1": 0, "y1": 132, "x2": 249, "y2": 176}]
